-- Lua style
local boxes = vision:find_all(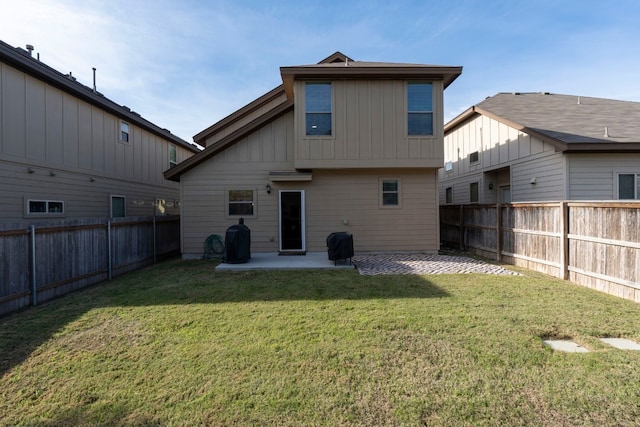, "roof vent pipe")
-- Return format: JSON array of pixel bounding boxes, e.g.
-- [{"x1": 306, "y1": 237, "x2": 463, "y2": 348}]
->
[
  {"x1": 577, "y1": 96, "x2": 581, "y2": 105},
  {"x1": 604, "y1": 126, "x2": 609, "y2": 138},
  {"x1": 26, "y1": 44, "x2": 34, "y2": 56},
  {"x1": 92, "y1": 67, "x2": 97, "y2": 93}
]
